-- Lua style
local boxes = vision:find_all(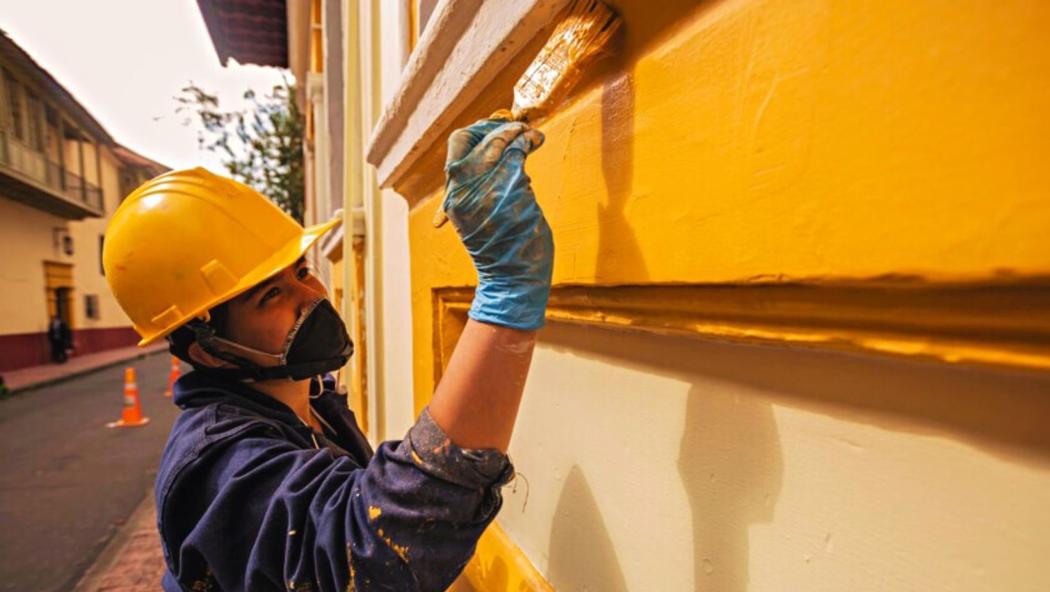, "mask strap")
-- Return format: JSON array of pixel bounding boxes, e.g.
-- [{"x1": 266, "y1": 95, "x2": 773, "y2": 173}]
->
[
  {"x1": 197, "y1": 298, "x2": 322, "y2": 367},
  {"x1": 205, "y1": 334, "x2": 285, "y2": 364},
  {"x1": 186, "y1": 320, "x2": 348, "y2": 382},
  {"x1": 186, "y1": 320, "x2": 269, "y2": 375},
  {"x1": 184, "y1": 298, "x2": 352, "y2": 383}
]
